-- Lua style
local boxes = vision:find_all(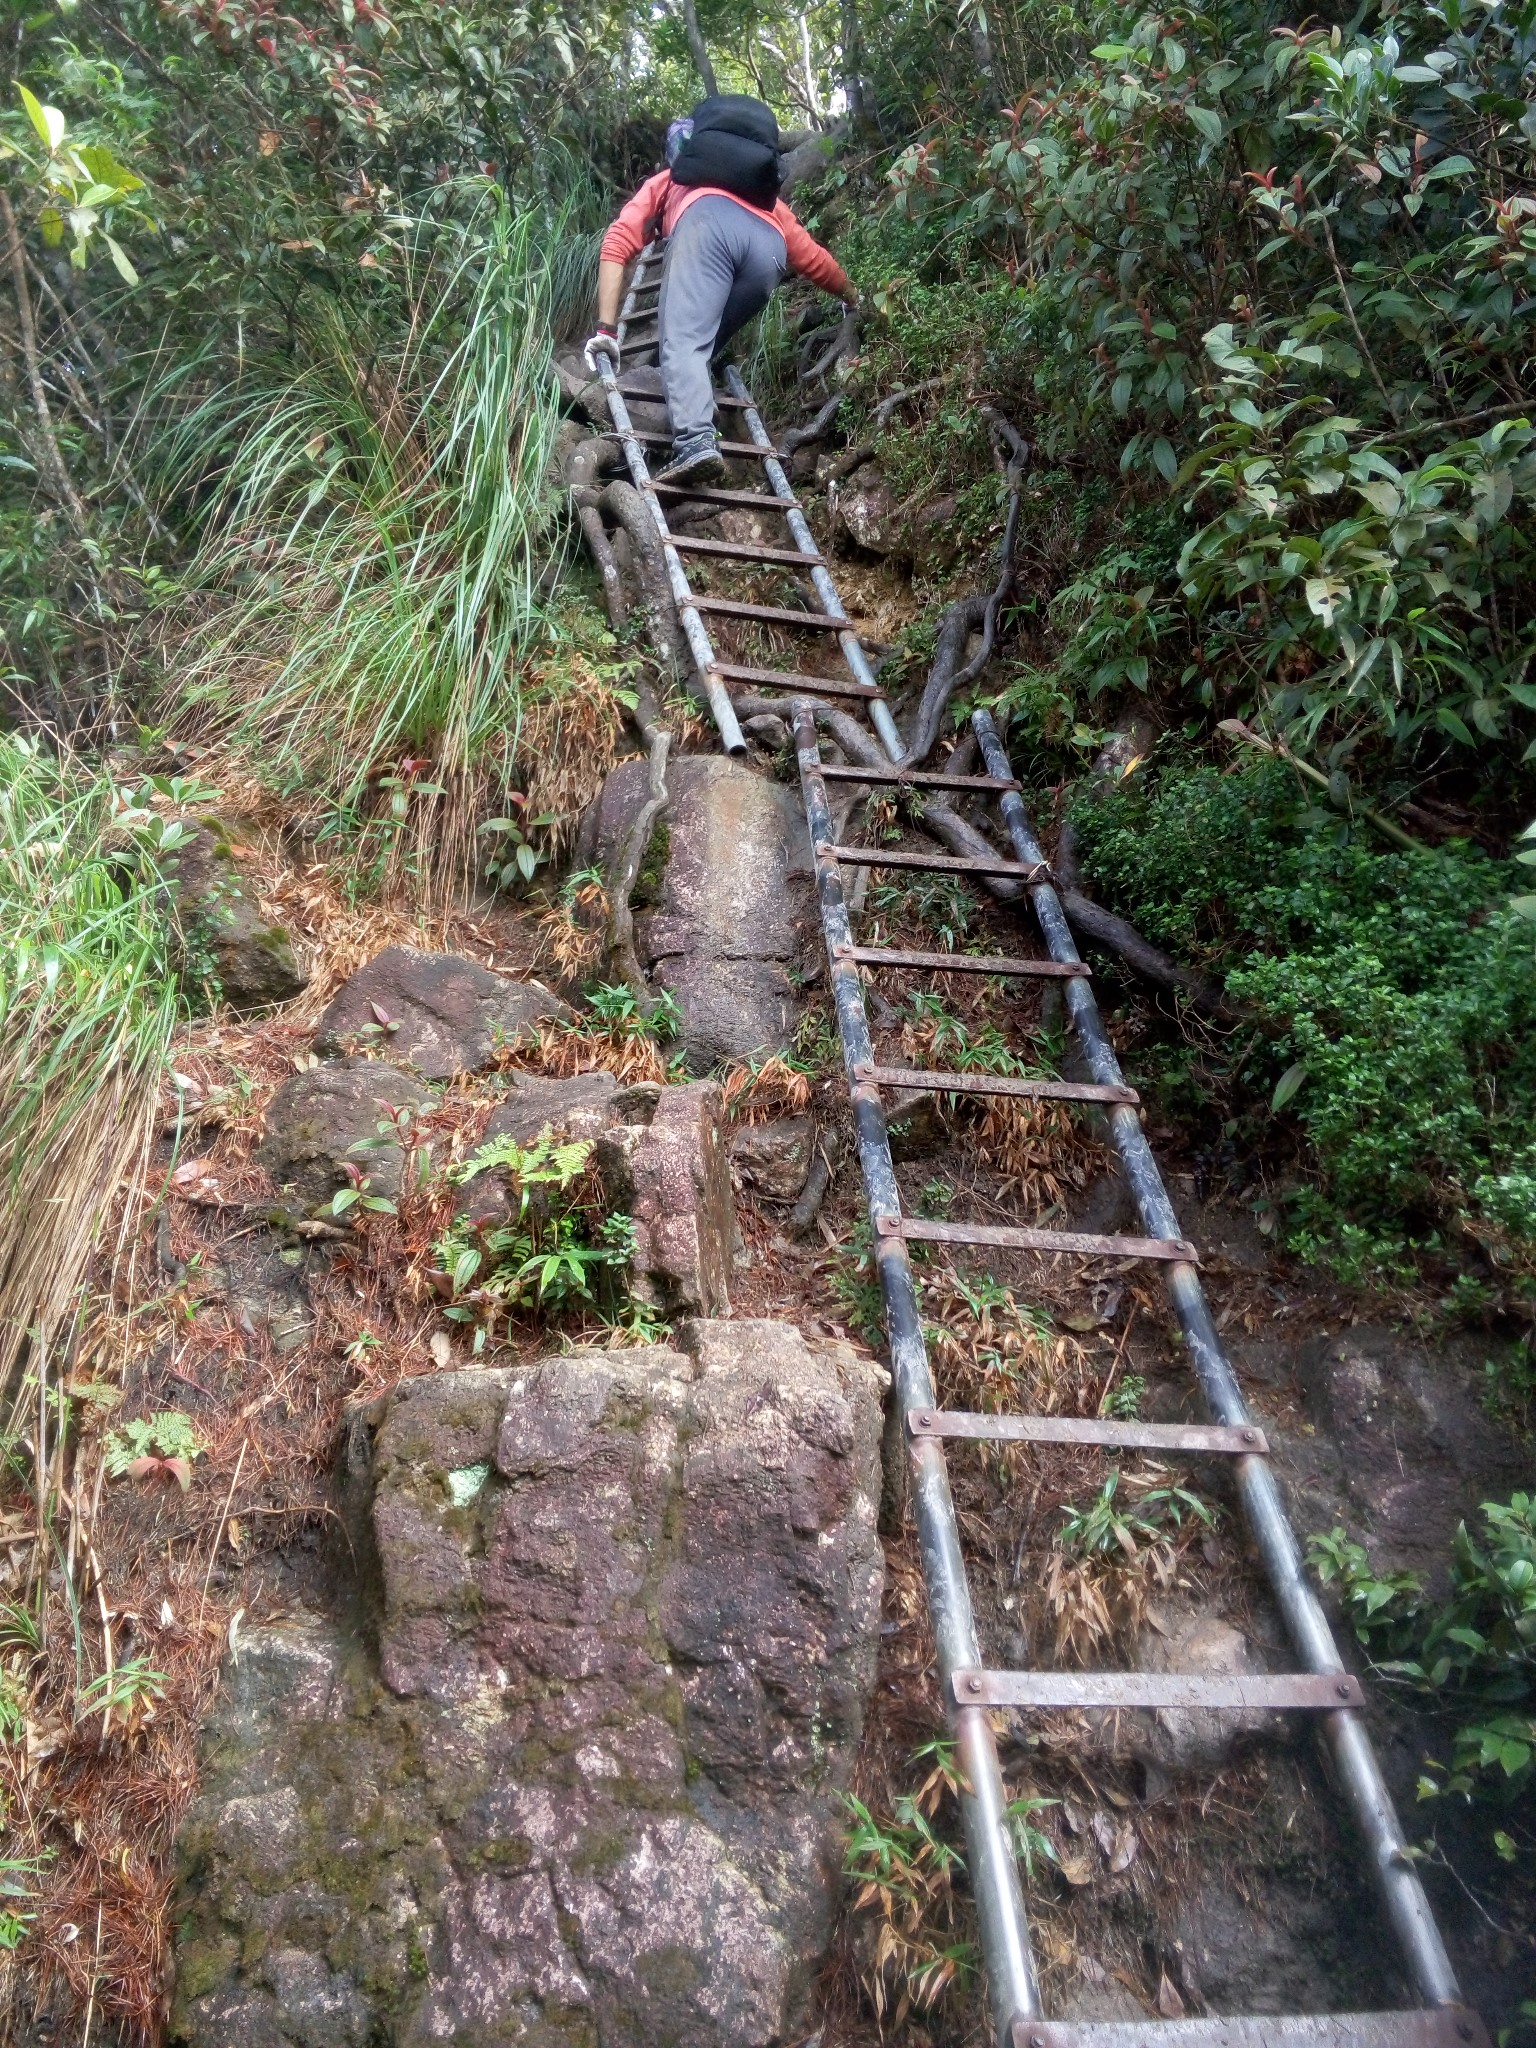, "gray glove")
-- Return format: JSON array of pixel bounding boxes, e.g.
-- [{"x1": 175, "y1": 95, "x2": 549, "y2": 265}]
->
[{"x1": 583, "y1": 327, "x2": 621, "y2": 376}]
